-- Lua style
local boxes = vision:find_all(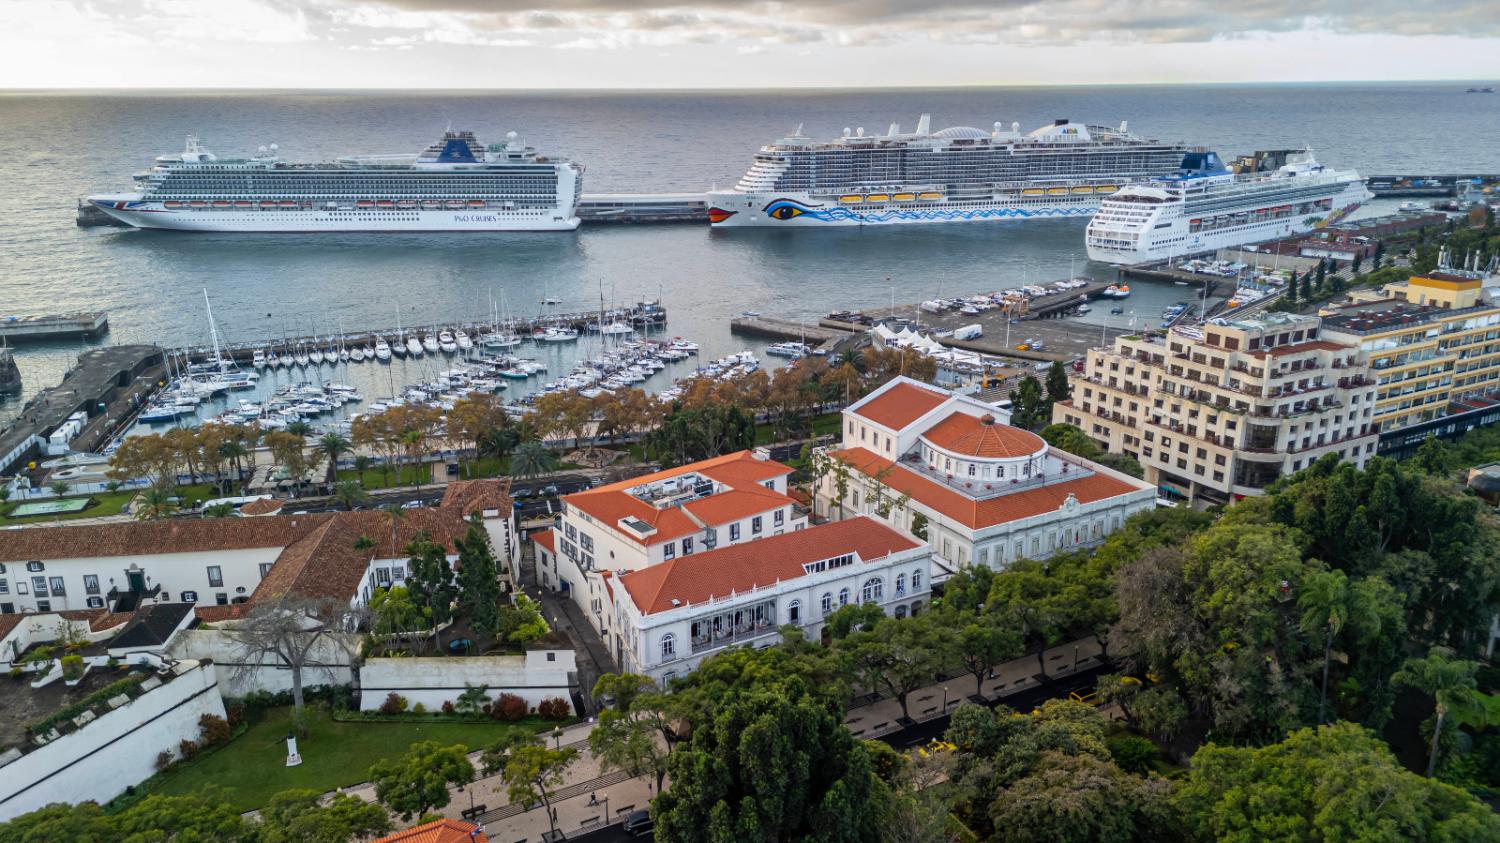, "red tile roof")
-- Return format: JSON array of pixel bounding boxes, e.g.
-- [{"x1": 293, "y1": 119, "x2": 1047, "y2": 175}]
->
[
  {"x1": 370, "y1": 819, "x2": 488, "y2": 843},
  {"x1": 1250, "y1": 340, "x2": 1350, "y2": 359},
  {"x1": 563, "y1": 451, "x2": 794, "y2": 545},
  {"x1": 0, "y1": 515, "x2": 334, "y2": 563},
  {"x1": 618, "y1": 517, "x2": 922, "y2": 615},
  {"x1": 532, "y1": 529, "x2": 555, "y2": 554},
  {"x1": 921, "y1": 412, "x2": 1045, "y2": 459},
  {"x1": 851, "y1": 381, "x2": 949, "y2": 430},
  {"x1": 442, "y1": 478, "x2": 513, "y2": 518},
  {"x1": 832, "y1": 448, "x2": 1146, "y2": 530},
  {"x1": 238, "y1": 497, "x2": 284, "y2": 516}
]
